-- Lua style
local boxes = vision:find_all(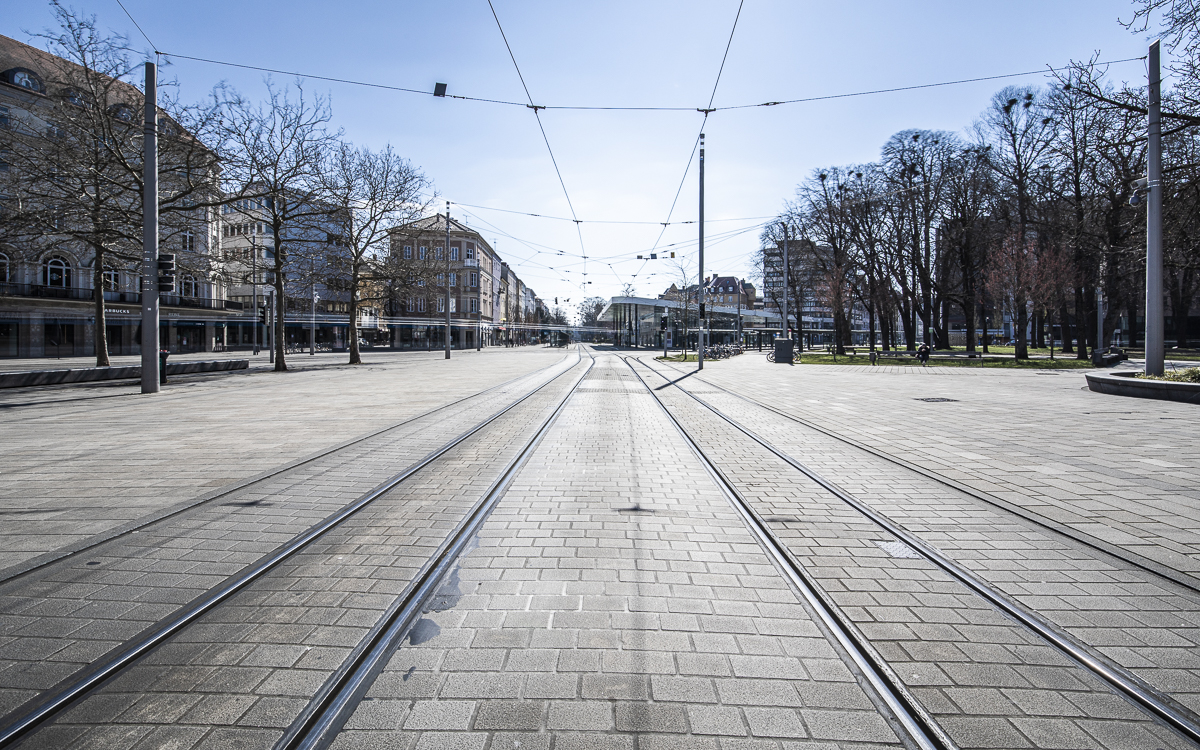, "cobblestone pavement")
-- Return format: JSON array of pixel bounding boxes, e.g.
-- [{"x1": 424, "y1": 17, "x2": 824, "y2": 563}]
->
[
  {"x1": 14, "y1": 353, "x2": 593, "y2": 750},
  {"x1": 332, "y1": 353, "x2": 908, "y2": 750},
  {"x1": 0, "y1": 349, "x2": 574, "y2": 723},
  {"x1": 633, "y1": 355, "x2": 1195, "y2": 748},
  {"x1": 4, "y1": 346, "x2": 1200, "y2": 749},
  {"x1": 0, "y1": 346, "x2": 566, "y2": 573}
]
